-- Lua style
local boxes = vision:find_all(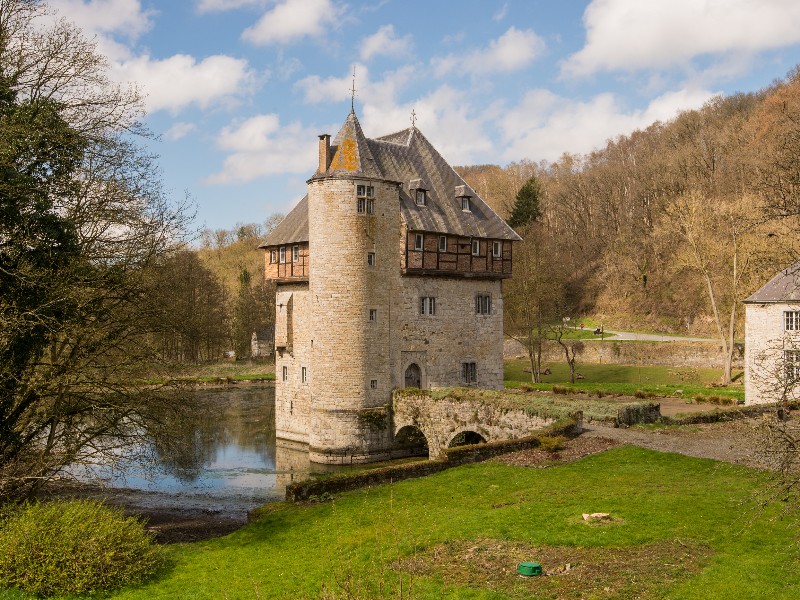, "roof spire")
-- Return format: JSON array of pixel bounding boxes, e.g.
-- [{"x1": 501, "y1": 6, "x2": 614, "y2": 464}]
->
[
  {"x1": 350, "y1": 65, "x2": 357, "y2": 113},
  {"x1": 410, "y1": 108, "x2": 417, "y2": 129}
]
